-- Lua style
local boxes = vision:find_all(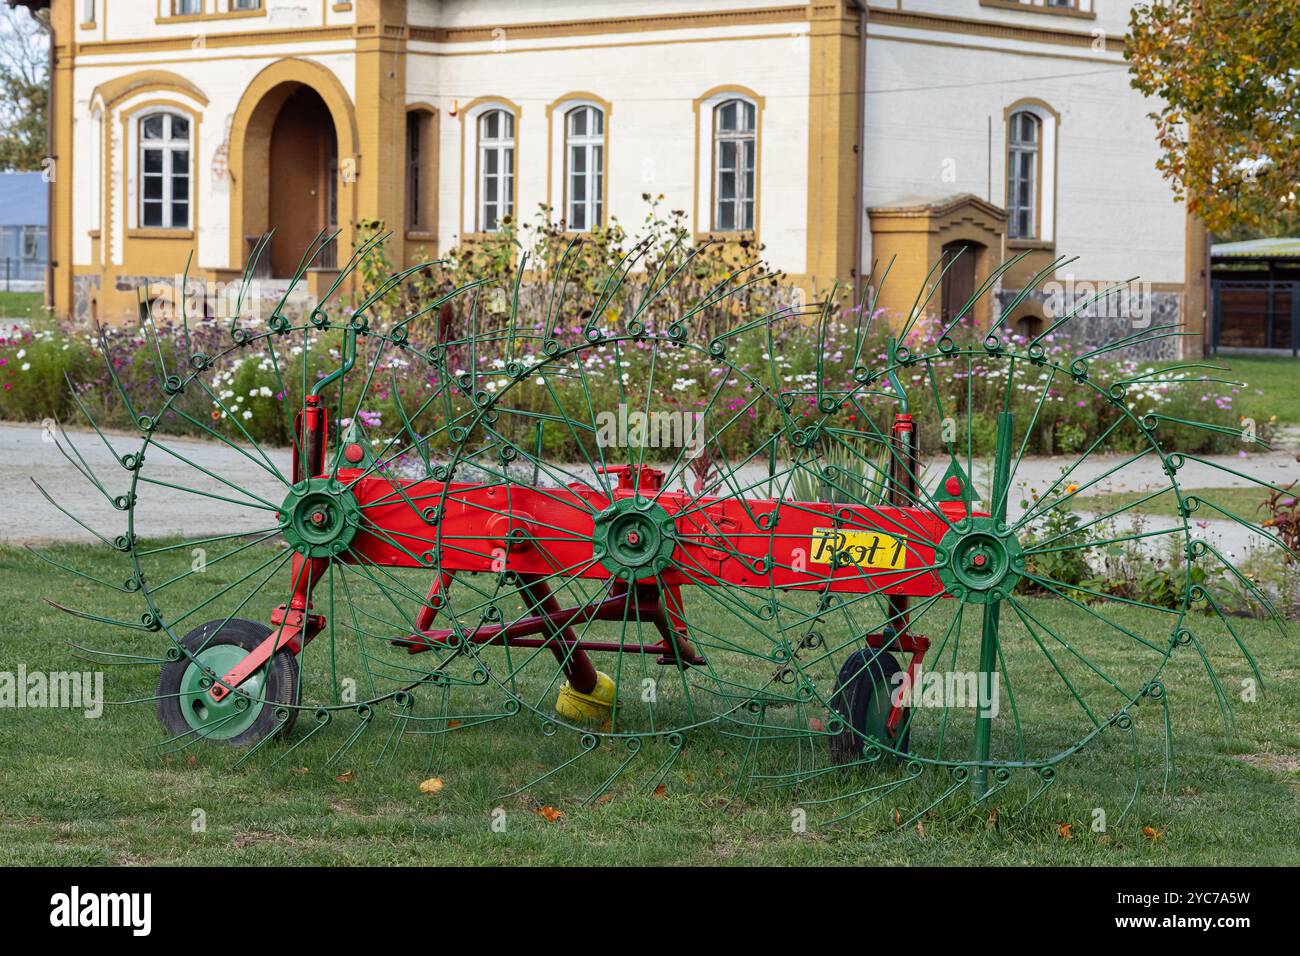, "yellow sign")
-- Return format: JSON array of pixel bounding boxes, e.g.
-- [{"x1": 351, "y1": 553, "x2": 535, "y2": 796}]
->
[{"x1": 810, "y1": 528, "x2": 908, "y2": 570}]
